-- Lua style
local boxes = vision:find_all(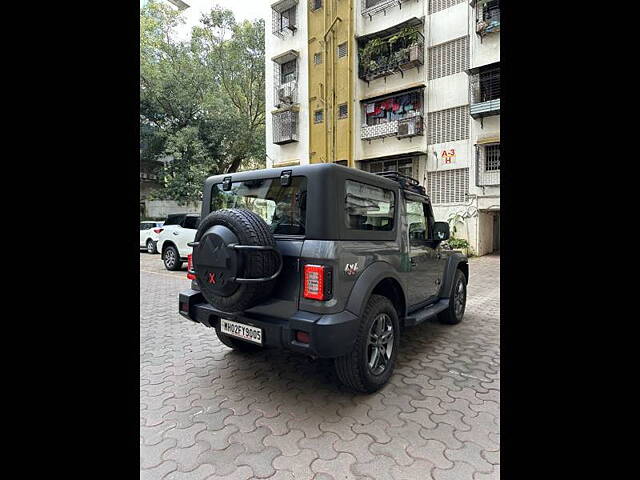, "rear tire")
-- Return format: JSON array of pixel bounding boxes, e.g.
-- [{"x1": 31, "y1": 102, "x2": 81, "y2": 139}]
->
[
  {"x1": 146, "y1": 239, "x2": 157, "y2": 254},
  {"x1": 334, "y1": 295, "x2": 399, "y2": 393},
  {"x1": 437, "y1": 269, "x2": 467, "y2": 325},
  {"x1": 215, "y1": 323, "x2": 262, "y2": 353},
  {"x1": 163, "y1": 245, "x2": 182, "y2": 271}
]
